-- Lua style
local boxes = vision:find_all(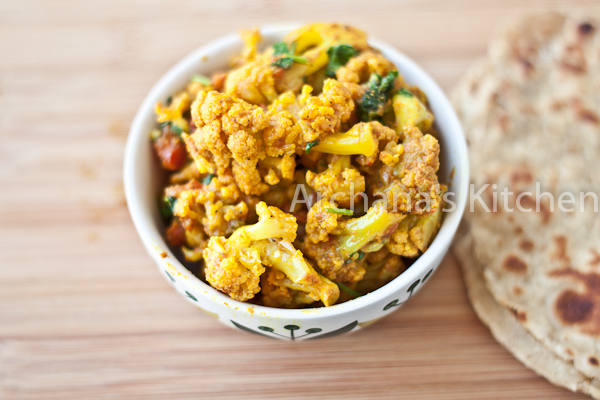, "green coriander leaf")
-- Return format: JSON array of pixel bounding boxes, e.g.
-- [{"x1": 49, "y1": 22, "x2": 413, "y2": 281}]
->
[
  {"x1": 272, "y1": 42, "x2": 307, "y2": 69},
  {"x1": 305, "y1": 139, "x2": 320, "y2": 153},
  {"x1": 272, "y1": 42, "x2": 290, "y2": 56},
  {"x1": 166, "y1": 96, "x2": 173, "y2": 106},
  {"x1": 345, "y1": 250, "x2": 365, "y2": 264},
  {"x1": 159, "y1": 196, "x2": 177, "y2": 219},
  {"x1": 272, "y1": 56, "x2": 308, "y2": 69},
  {"x1": 381, "y1": 70, "x2": 399, "y2": 88},
  {"x1": 191, "y1": 74, "x2": 211, "y2": 85},
  {"x1": 356, "y1": 250, "x2": 365, "y2": 261},
  {"x1": 202, "y1": 173, "x2": 215, "y2": 185},
  {"x1": 326, "y1": 207, "x2": 353, "y2": 216},
  {"x1": 159, "y1": 121, "x2": 170, "y2": 130},
  {"x1": 325, "y1": 45, "x2": 359, "y2": 77},
  {"x1": 359, "y1": 70, "x2": 400, "y2": 121},
  {"x1": 170, "y1": 124, "x2": 184, "y2": 136},
  {"x1": 397, "y1": 88, "x2": 414, "y2": 97},
  {"x1": 336, "y1": 283, "x2": 363, "y2": 298},
  {"x1": 272, "y1": 57, "x2": 294, "y2": 69}
]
